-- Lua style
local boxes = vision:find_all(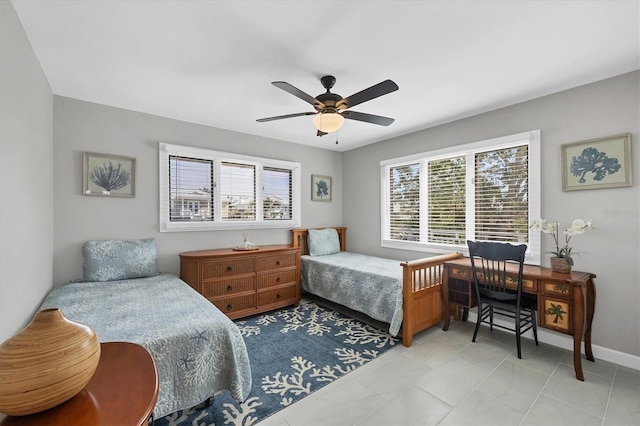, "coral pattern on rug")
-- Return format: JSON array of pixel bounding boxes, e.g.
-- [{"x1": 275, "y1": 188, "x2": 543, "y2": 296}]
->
[{"x1": 156, "y1": 302, "x2": 398, "y2": 425}]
